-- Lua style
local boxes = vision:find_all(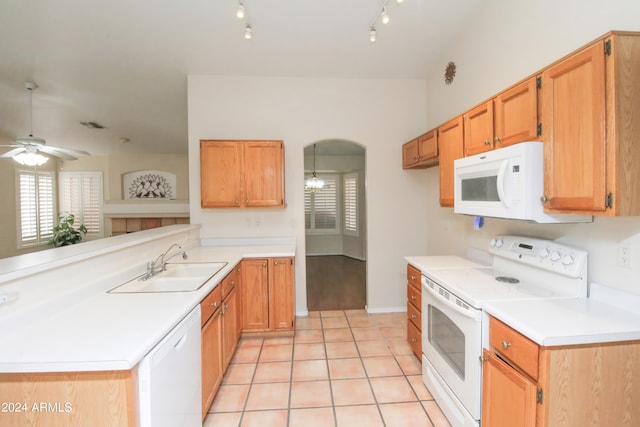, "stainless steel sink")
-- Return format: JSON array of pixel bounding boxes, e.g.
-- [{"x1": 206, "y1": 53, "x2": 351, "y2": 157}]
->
[{"x1": 108, "y1": 262, "x2": 227, "y2": 293}]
